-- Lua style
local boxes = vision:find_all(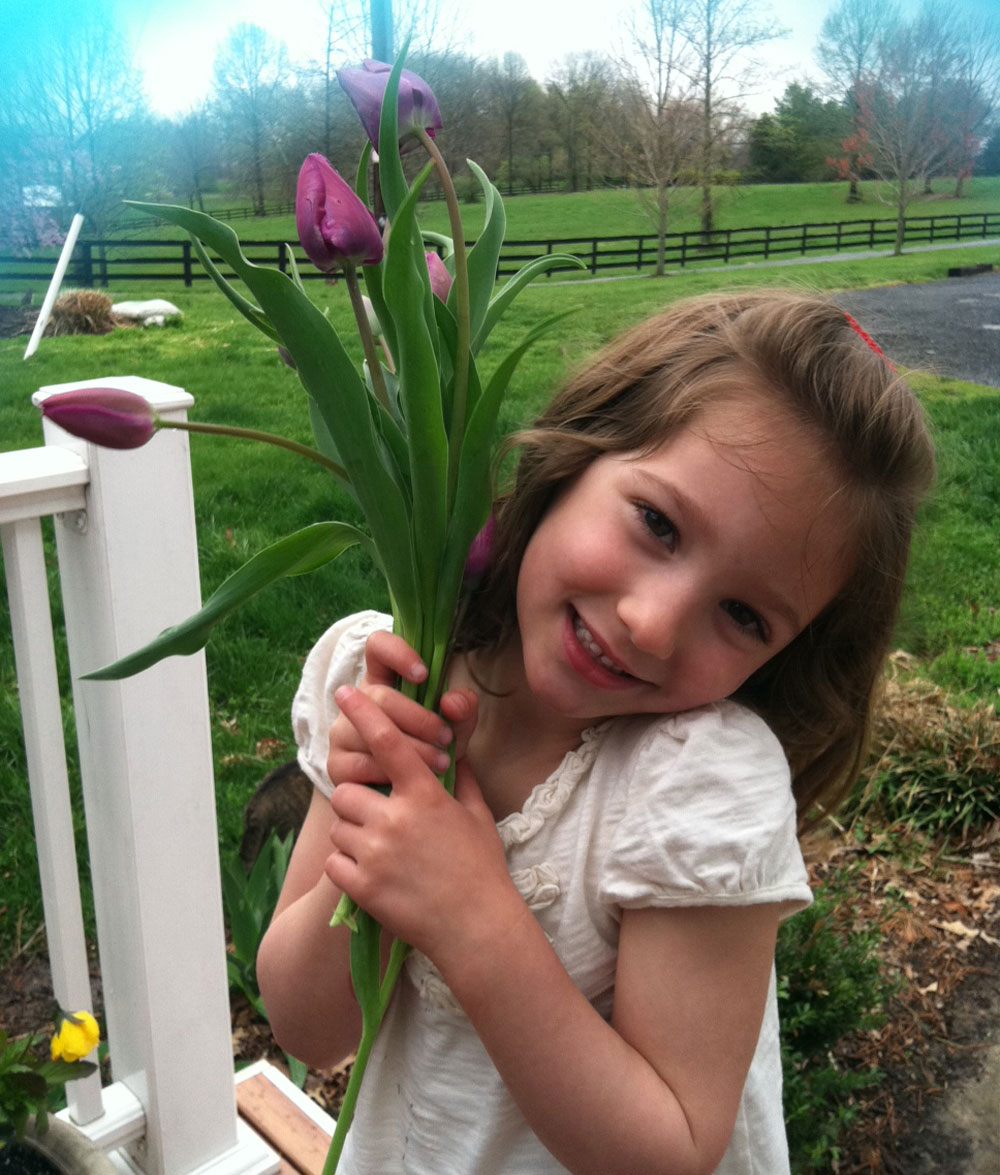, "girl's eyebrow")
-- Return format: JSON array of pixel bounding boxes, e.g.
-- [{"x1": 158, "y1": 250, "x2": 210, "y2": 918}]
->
[
  {"x1": 631, "y1": 468, "x2": 709, "y2": 532},
  {"x1": 630, "y1": 467, "x2": 805, "y2": 635}
]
